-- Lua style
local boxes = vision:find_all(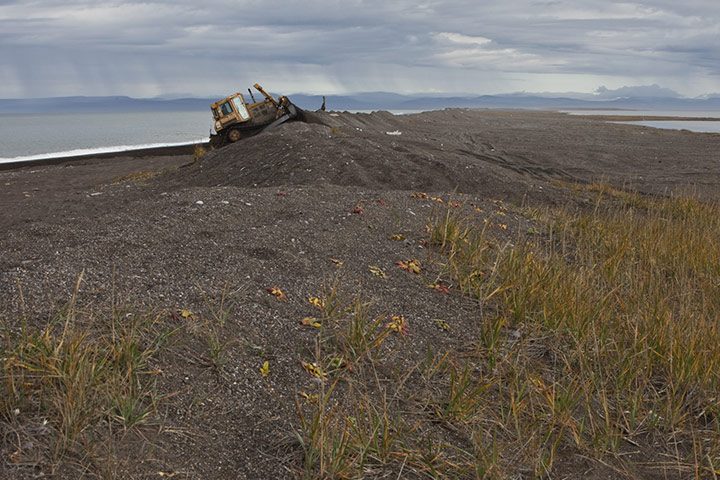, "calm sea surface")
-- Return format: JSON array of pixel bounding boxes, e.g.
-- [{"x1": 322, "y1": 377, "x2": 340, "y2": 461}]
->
[
  {"x1": 561, "y1": 109, "x2": 720, "y2": 133},
  {"x1": 0, "y1": 111, "x2": 210, "y2": 163},
  {"x1": 2, "y1": 108, "x2": 718, "y2": 164}
]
